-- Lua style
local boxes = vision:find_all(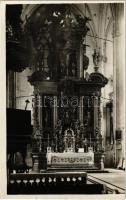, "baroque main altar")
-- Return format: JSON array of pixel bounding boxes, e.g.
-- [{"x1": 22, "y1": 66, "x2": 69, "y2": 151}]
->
[{"x1": 26, "y1": 5, "x2": 108, "y2": 172}]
